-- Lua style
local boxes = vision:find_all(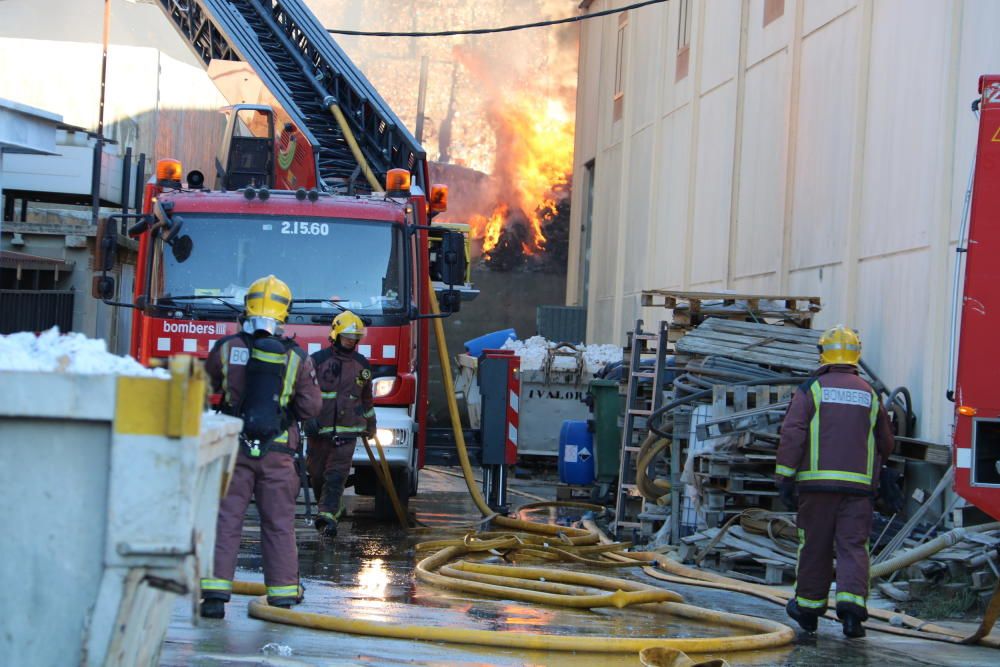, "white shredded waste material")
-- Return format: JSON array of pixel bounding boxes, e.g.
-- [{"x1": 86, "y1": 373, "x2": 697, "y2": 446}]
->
[
  {"x1": 501, "y1": 335, "x2": 621, "y2": 373},
  {"x1": 260, "y1": 643, "x2": 294, "y2": 656},
  {"x1": 0, "y1": 327, "x2": 168, "y2": 377}
]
